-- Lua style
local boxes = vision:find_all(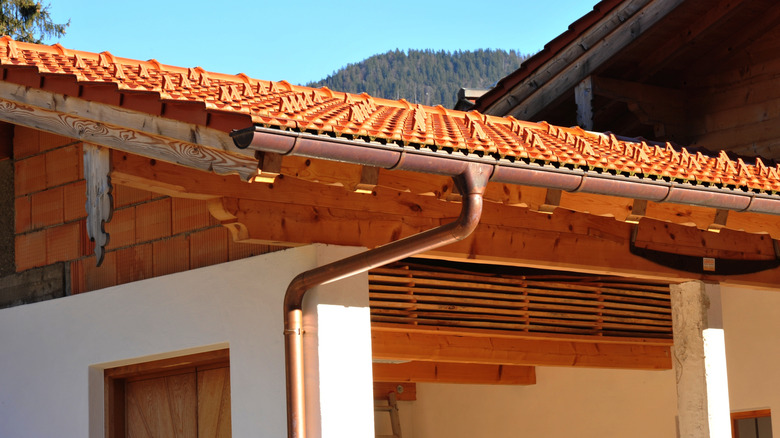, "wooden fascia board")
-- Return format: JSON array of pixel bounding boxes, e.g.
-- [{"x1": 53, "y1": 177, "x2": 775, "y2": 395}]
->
[
  {"x1": 371, "y1": 324, "x2": 672, "y2": 370},
  {"x1": 372, "y1": 361, "x2": 536, "y2": 385},
  {"x1": 486, "y1": 0, "x2": 684, "y2": 119},
  {"x1": 109, "y1": 151, "x2": 780, "y2": 288},
  {"x1": 0, "y1": 81, "x2": 257, "y2": 180}
]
